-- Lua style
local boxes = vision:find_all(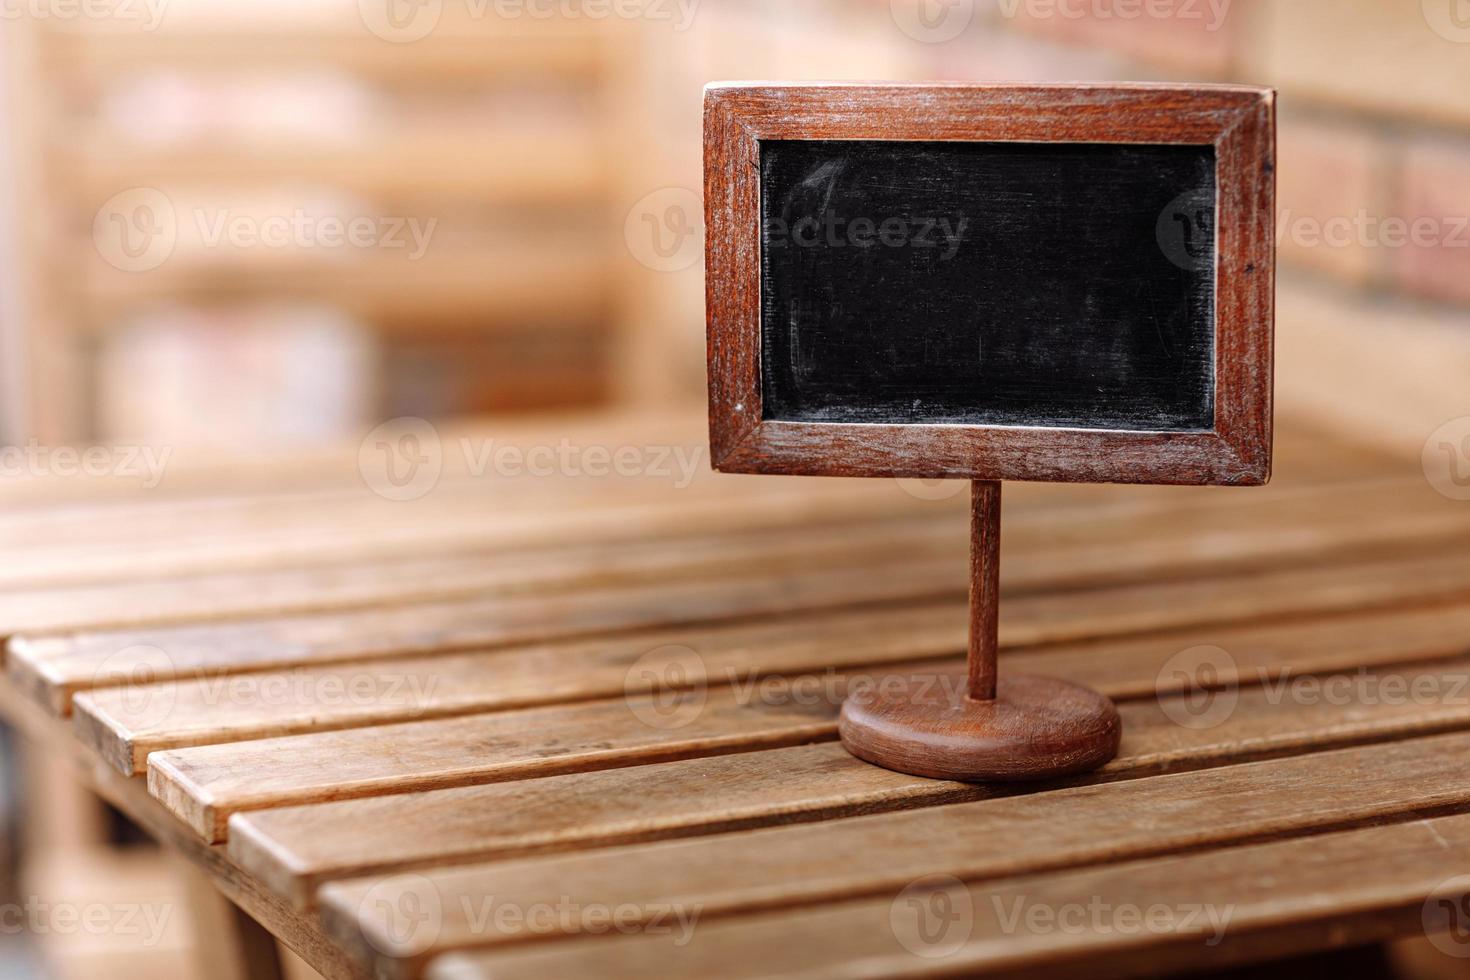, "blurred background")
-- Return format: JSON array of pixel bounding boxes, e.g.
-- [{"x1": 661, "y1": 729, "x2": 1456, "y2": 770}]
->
[{"x1": 0, "y1": 0, "x2": 1468, "y2": 976}]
